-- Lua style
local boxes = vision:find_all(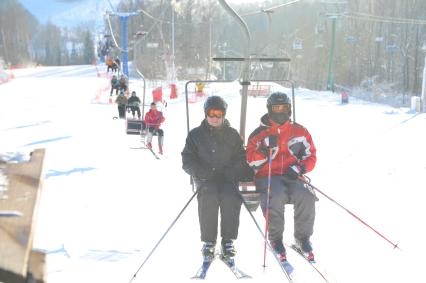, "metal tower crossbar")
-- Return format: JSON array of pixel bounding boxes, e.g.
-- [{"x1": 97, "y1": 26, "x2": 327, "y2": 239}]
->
[{"x1": 211, "y1": 56, "x2": 291, "y2": 140}]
